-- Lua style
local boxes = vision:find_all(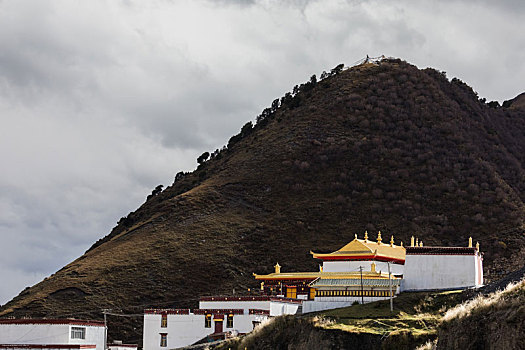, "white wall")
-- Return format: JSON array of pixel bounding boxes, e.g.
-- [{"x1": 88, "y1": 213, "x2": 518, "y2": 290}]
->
[
  {"x1": 322, "y1": 261, "x2": 404, "y2": 275},
  {"x1": 143, "y1": 313, "x2": 268, "y2": 350},
  {"x1": 0, "y1": 324, "x2": 104, "y2": 350},
  {"x1": 108, "y1": 345, "x2": 137, "y2": 350},
  {"x1": 0, "y1": 324, "x2": 70, "y2": 345},
  {"x1": 302, "y1": 300, "x2": 356, "y2": 313},
  {"x1": 69, "y1": 325, "x2": 105, "y2": 350},
  {"x1": 402, "y1": 254, "x2": 482, "y2": 291},
  {"x1": 269, "y1": 301, "x2": 300, "y2": 317},
  {"x1": 198, "y1": 300, "x2": 270, "y2": 312}
]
